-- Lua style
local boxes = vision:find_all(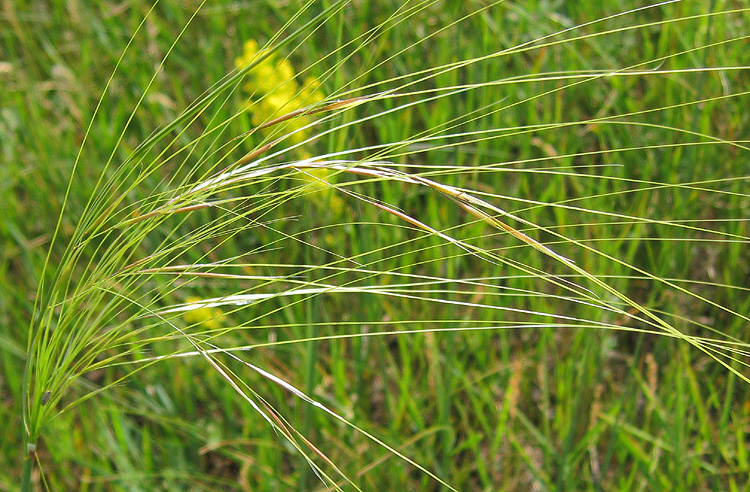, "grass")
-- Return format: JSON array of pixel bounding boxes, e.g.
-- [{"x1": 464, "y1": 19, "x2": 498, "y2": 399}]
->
[{"x1": 2, "y1": 0, "x2": 750, "y2": 490}]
